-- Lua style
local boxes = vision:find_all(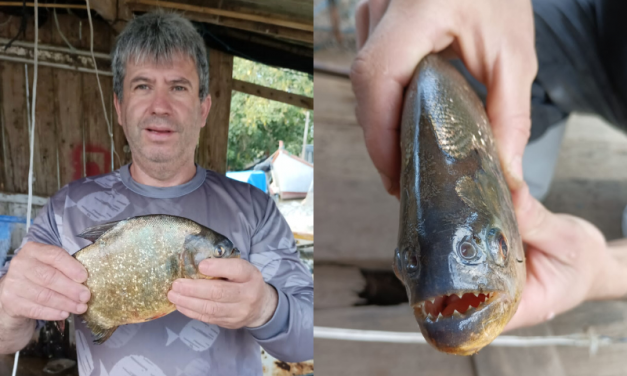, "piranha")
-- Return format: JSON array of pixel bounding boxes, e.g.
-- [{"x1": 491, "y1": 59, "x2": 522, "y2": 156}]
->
[
  {"x1": 393, "y1": 55, "x2": 526, "y2": 355},
  {"x1": 72, "y1": 214, "x2": 240, "y2": 344}
]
